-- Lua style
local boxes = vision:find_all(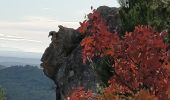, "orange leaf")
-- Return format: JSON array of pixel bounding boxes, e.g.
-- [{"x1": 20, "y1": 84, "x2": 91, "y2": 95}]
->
[
  {"x1": 134, "y1": 90, "x2": 158, "y2": 100},
  {"x1": 167, "y1": 86, "x2": 170, "y2": 99}
]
